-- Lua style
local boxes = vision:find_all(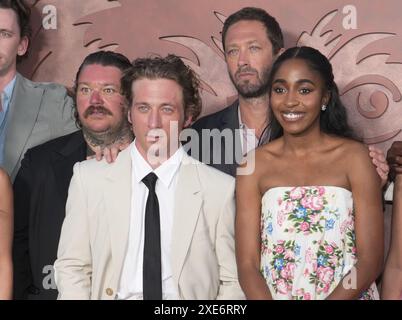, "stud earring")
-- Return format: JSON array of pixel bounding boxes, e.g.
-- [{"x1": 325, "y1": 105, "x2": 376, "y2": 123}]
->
[{"x1": 321, "y1": 104, "x2": 327, "y2": 111}]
